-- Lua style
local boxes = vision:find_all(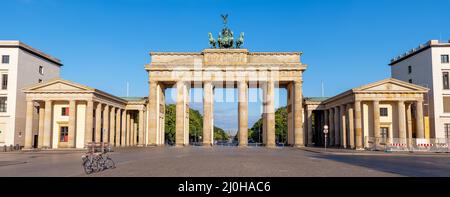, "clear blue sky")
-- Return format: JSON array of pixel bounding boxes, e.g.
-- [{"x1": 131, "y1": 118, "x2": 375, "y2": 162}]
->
[{"x1": 2, "y1": 0, "x2": 450, "y2": 131}]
